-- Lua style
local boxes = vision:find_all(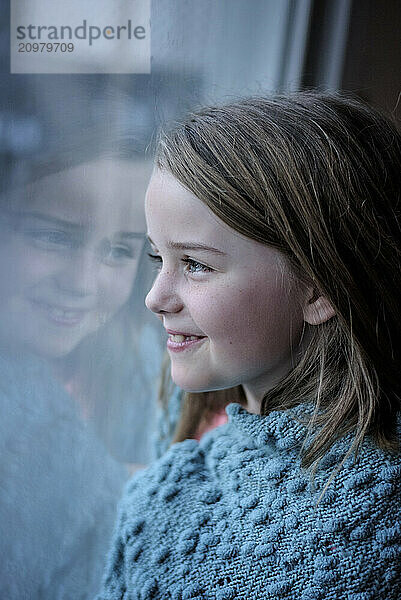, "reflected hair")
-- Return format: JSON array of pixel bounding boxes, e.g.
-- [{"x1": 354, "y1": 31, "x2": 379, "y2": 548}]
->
[{"x1": 156, "y1": 91, "x2": 401, "y2": 477}]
